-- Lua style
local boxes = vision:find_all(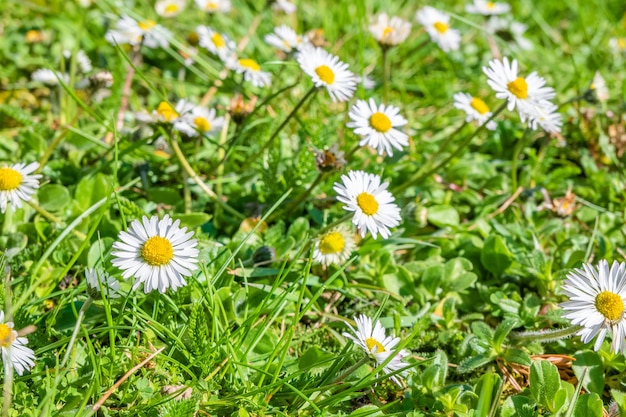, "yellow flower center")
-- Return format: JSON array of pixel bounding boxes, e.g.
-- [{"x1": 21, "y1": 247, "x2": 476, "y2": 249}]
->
[
  {"x1": 0, "y1": 324, "x2": 16, "y2": 348},
  {"x1": 382, "y1": 27, "x2": 393, "y2": 39},
  {"x1": 356, "y1": 192, "x2": 379, "y2": 216},
  {"x1": 318, "y1": 231, "x2": 345, "y2": 255},
  {"x1": 205, "y1": 1, "x2": 218, "y2": 10},
  {"x1": 138, "y1": 20, "x2": 157, "y2": 31},
  {"x1": 595, "y1": 291, "x2": 625, "y2": 322},
  {"x1": 25, "y1": 30, "x2": 42, "y2": 43},
  {"x1": 157, "y1": 101, "x2": 179, "y2": 122},
  {"x1": 369, "y1": 112, "x2": 392, "y2": 133},
  {"x1": 165, "y1": 3, "x2": 179, "y2": 13},
  {"x1": 141, "y1": 236, "x2": 174, "y2": 266},
  {"x1": 194, "y1": 116, "x2": 211, "y2": 132},
  {"x1": 239, "y1": 58, "x2": 260, "y2": 72},
  {"x1": 470, "y1": 97, "x2": 490, "y2": 115},
  {"x1": 212, "y1": 32, "x2": 225, "y2": 48},
  {"x1": 487, "y1": 2, "x2": 495, "y2": 9},
  {"x1": 434, "y1": 22, "x2": 449, "y2": 34},
  {"x1": 618, "y1": 38, "x2": 626, "y2": 49},
  {"x1": 315, "y1": 65, "x2": 335, "y2": 85},
  {"x1": 365, "y1": 337, "x2": 386, "y2": 353},
  {"x1": 0, "y1": 167, "x2": 23, "y2": 191},
  {"x1": 507, "y1": 77, "x2": 529, "y2": 99}
]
